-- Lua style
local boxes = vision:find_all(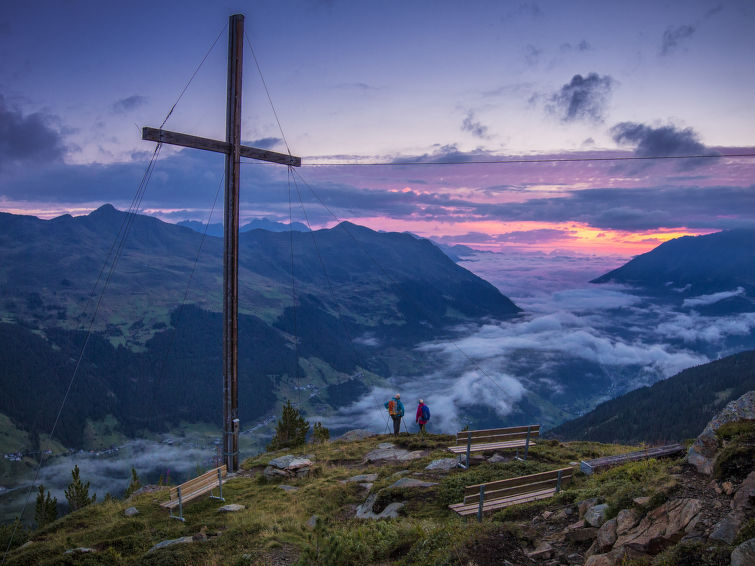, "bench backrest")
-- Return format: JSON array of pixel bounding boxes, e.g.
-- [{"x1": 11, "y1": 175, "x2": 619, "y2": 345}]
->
[
  {"x1": 462, "y1": 467, "x2": 573, "y2": 505},
  {"x1": 168, "y1": 465, "x2": 227, "y2": 501},
  {"x1": 455, "y1": 425, "x2": 540, "y2": 446}
]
